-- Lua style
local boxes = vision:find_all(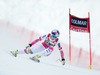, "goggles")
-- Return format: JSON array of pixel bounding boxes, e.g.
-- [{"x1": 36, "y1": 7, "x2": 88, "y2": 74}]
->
[{"x1": 51, "y1": 35, "x2": 57, "y2": 39}]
